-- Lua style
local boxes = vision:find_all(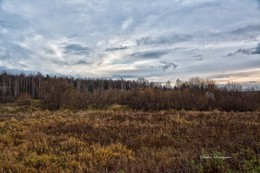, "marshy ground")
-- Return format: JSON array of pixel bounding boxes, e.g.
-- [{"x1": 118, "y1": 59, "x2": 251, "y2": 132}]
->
[{"x1": 0, "y1": 103, "x2": 259, "y2": 172}]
